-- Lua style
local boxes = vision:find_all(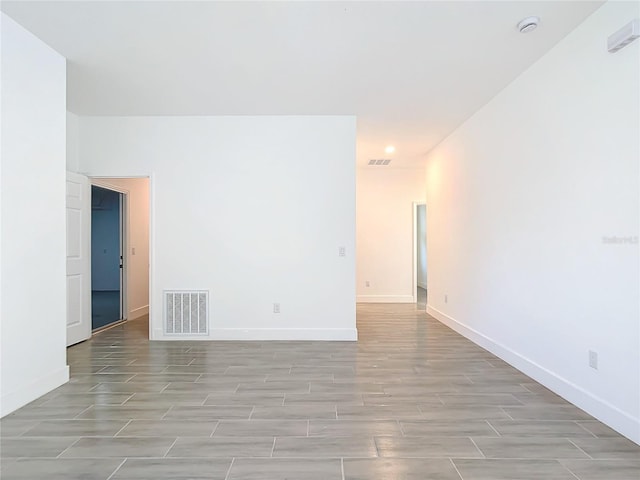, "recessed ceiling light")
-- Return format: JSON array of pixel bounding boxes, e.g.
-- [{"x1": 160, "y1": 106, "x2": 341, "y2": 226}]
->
[
  {"x1": 384, "y1": 145, "x2": 396, "y2": 154},
  {"x1": 518, "y1": 16, "x2": 540, "y2": 34}
]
